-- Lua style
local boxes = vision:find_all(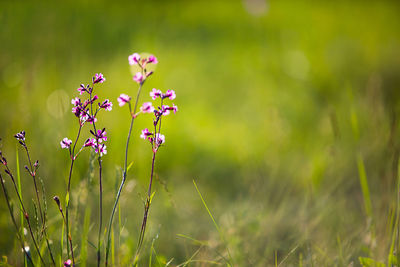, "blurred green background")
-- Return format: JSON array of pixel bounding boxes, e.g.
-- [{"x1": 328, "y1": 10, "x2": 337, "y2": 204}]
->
[{"x1": 1, "y1": 0, "x2": 400, "y2": 266}]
